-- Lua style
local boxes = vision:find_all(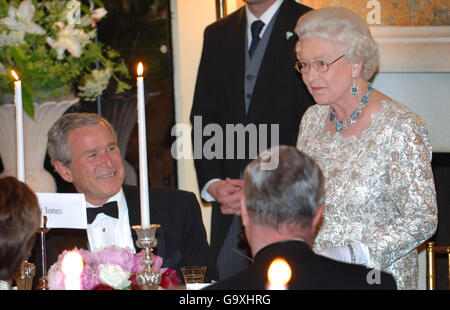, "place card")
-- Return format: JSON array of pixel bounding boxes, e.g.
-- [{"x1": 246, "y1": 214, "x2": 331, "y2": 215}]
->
[{"x1": 36, "y1": 193, "x2": 87, "y2": 229}]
